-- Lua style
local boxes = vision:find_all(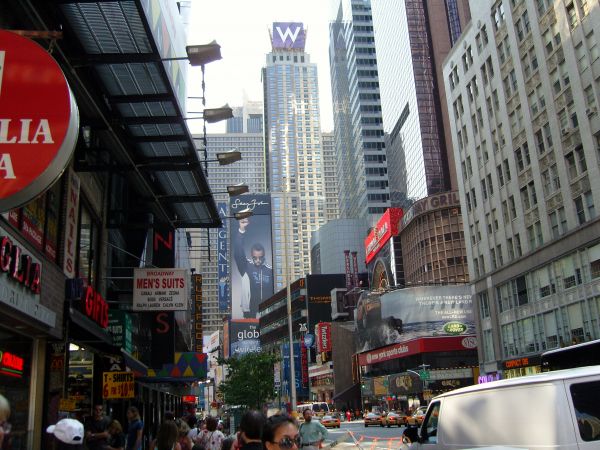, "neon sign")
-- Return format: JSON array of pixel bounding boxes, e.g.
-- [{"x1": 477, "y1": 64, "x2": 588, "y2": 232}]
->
[{"x1": 0, "y1": 350, "x2": 24, "y2": 378}]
